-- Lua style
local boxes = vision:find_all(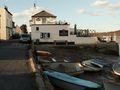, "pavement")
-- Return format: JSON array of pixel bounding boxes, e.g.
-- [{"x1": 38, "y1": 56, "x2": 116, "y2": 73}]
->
[{"x1": 0, "y1": 42, "x2": 36, "y2": 90}]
